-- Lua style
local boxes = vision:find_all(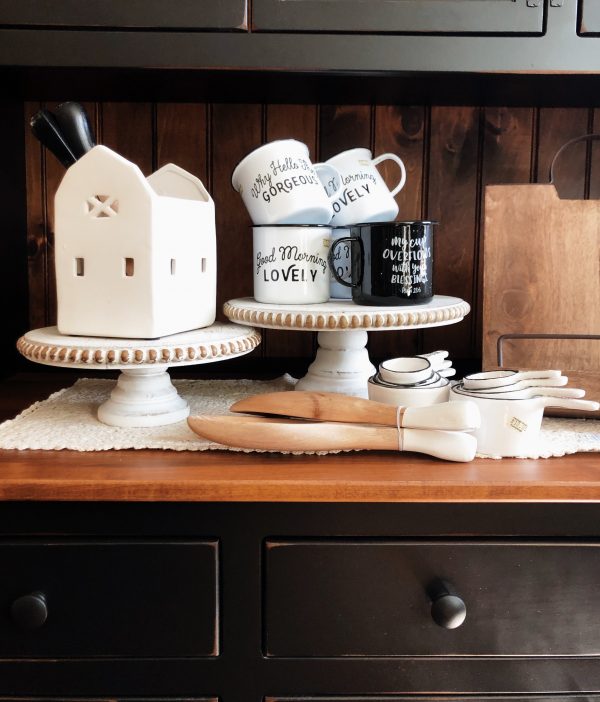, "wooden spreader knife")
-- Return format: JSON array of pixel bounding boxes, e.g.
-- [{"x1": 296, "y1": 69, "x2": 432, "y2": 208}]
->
[
  {"x1": 230, "y1": 391, "x2": 480, "y2": 432},
  {"x1": 187, "y1": 415, "x2": 477, "y2": 462}
]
